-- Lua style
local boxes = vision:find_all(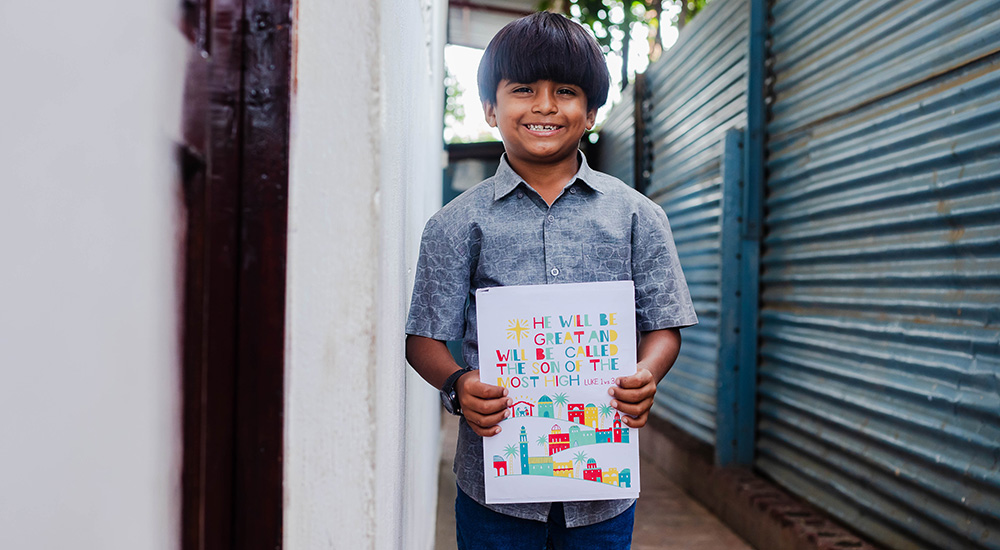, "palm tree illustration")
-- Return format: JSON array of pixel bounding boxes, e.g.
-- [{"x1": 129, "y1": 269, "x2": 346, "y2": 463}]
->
[
  {"x1": 598, "y1": 404, "x2": 614, "y2": 429},
  {"x1": 573, "y1": 450, "x2": 588, "y2": 478},
  {"x1": 503, "y1": 443, "x2": 519, "y2": 474},
  {"x1": 552, "y1": 392, "x2": 569, "y2": 419},
  {"x1": 536, "y1": 434, "x2": 548, "y2": 449}
]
